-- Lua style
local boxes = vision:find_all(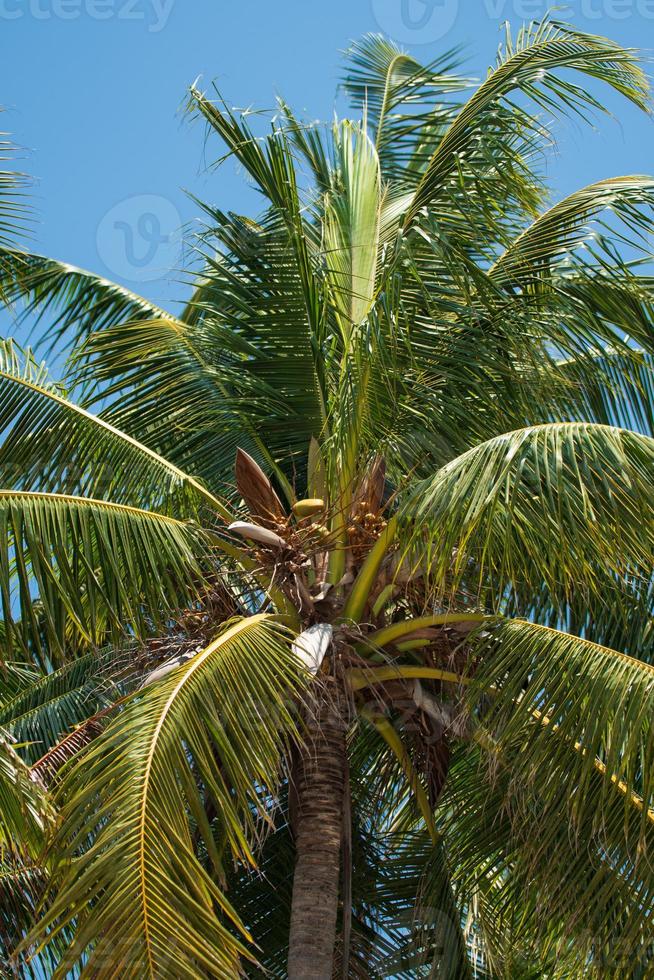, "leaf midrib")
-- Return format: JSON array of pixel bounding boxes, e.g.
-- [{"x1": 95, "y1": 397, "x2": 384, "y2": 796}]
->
[{"x1": 136, "y1": 614, "x2": 268, "y2": 976}]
